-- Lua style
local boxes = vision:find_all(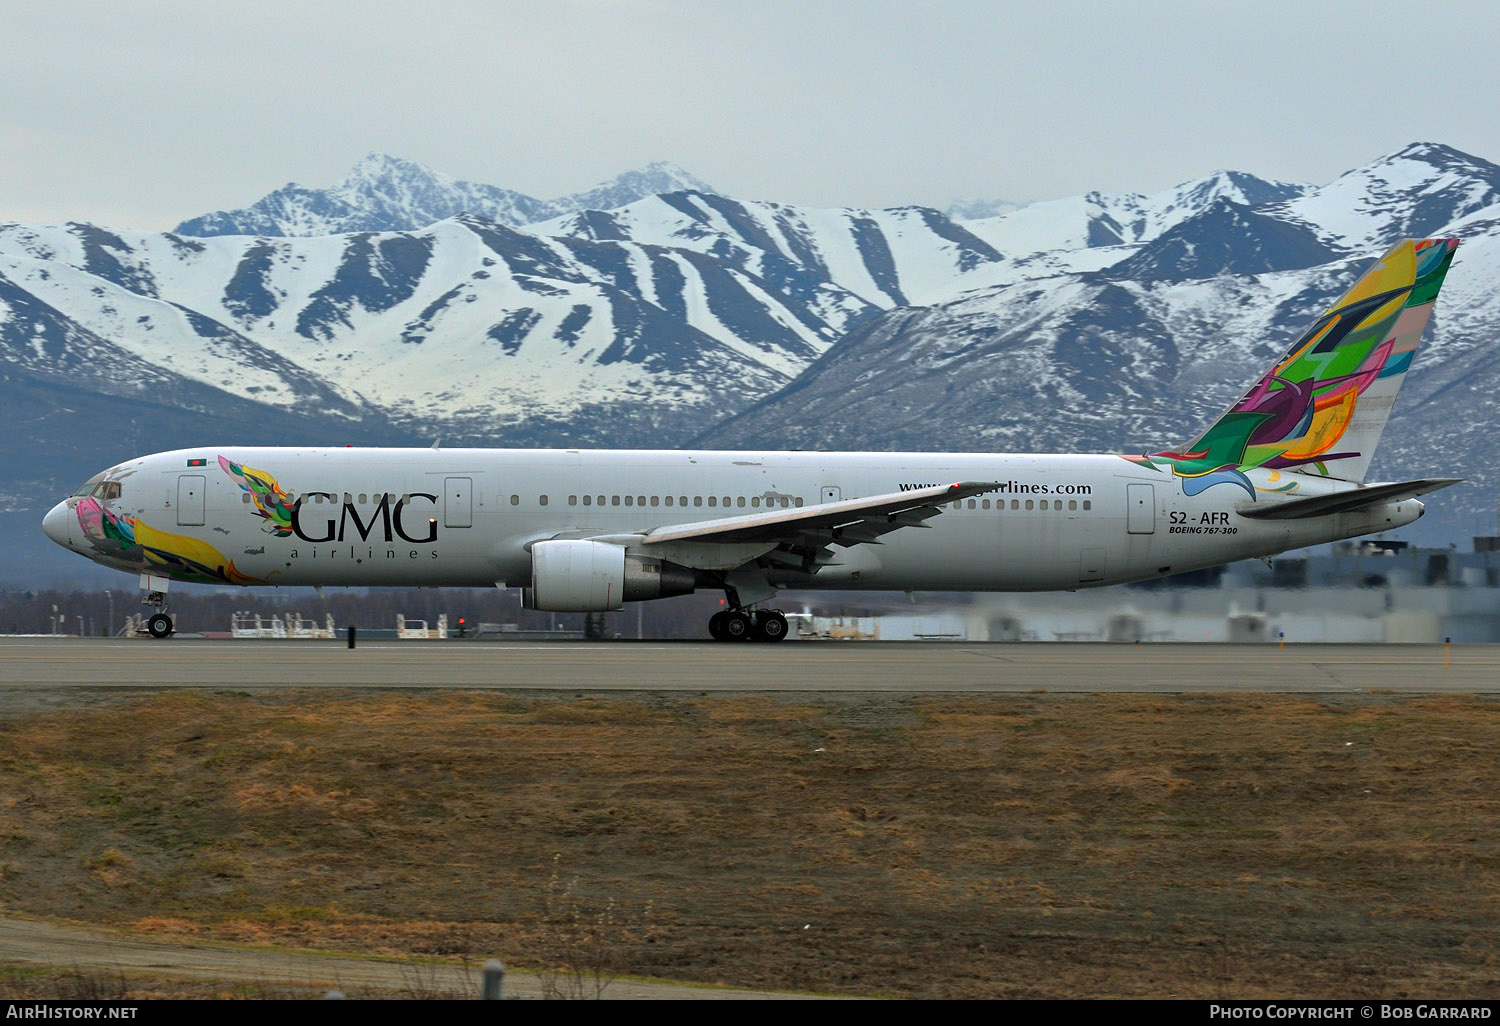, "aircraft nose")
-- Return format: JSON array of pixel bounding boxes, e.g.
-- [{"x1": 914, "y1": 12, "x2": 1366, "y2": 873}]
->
[{"x1": 42, "y1": 501, "x2": 73, "y2": 549}]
